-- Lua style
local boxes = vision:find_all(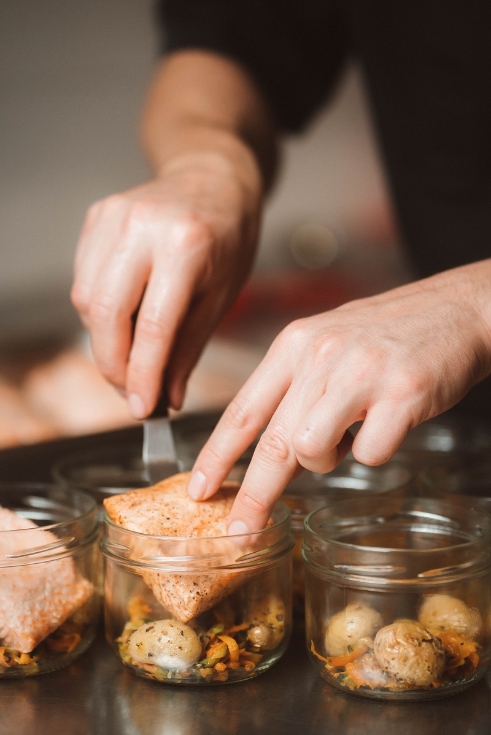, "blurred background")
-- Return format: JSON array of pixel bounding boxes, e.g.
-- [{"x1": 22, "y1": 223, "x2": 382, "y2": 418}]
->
[{"x1": 0, "y1": 0, "x2": 411, "y2": 448}]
